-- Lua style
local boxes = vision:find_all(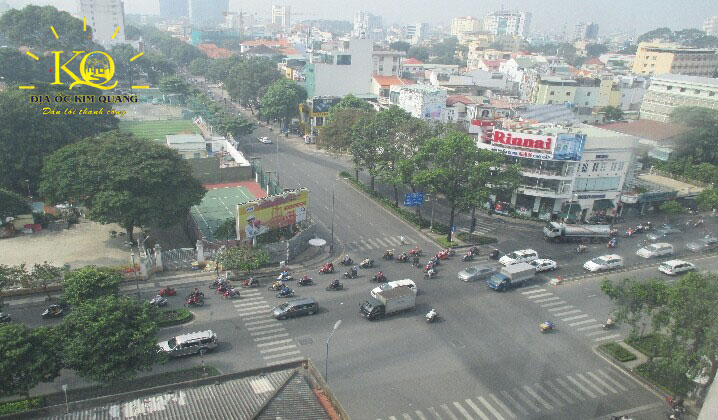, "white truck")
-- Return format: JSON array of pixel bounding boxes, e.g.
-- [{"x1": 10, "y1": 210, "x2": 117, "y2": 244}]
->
[
  {"x1": 486, "y1": 263, "x2": 535, "y2": 291},
  {"x1": 543, "y1": 222, "x2": 612, "y2": 243},
  {"x1": 360, "y1": 286, "x2": 416, "y2": 320}
]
